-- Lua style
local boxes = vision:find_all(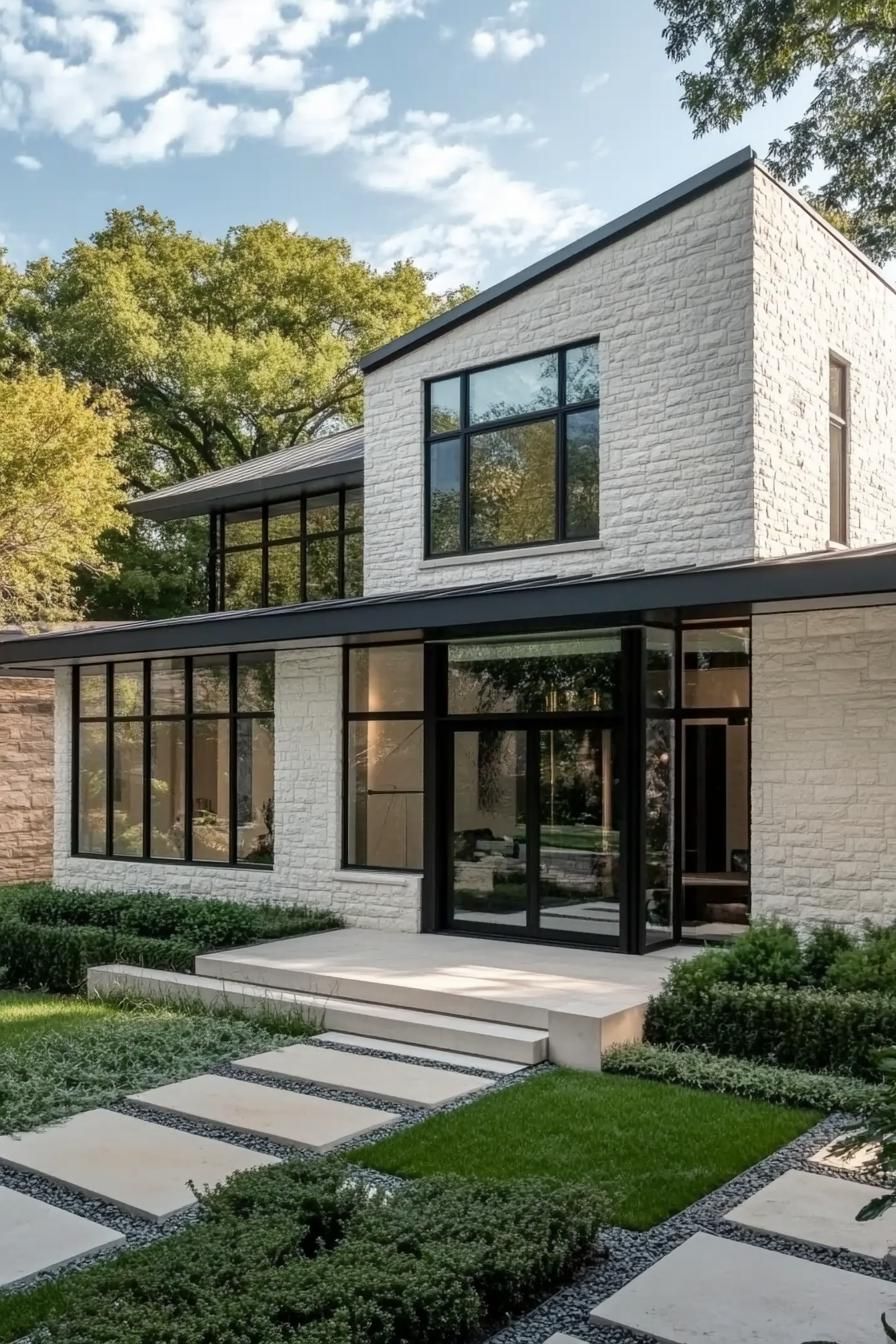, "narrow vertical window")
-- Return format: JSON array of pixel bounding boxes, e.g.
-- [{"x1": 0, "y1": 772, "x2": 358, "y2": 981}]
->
[{"x1": 829, "y1": 356, "x2": 849, "y2": 545}]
